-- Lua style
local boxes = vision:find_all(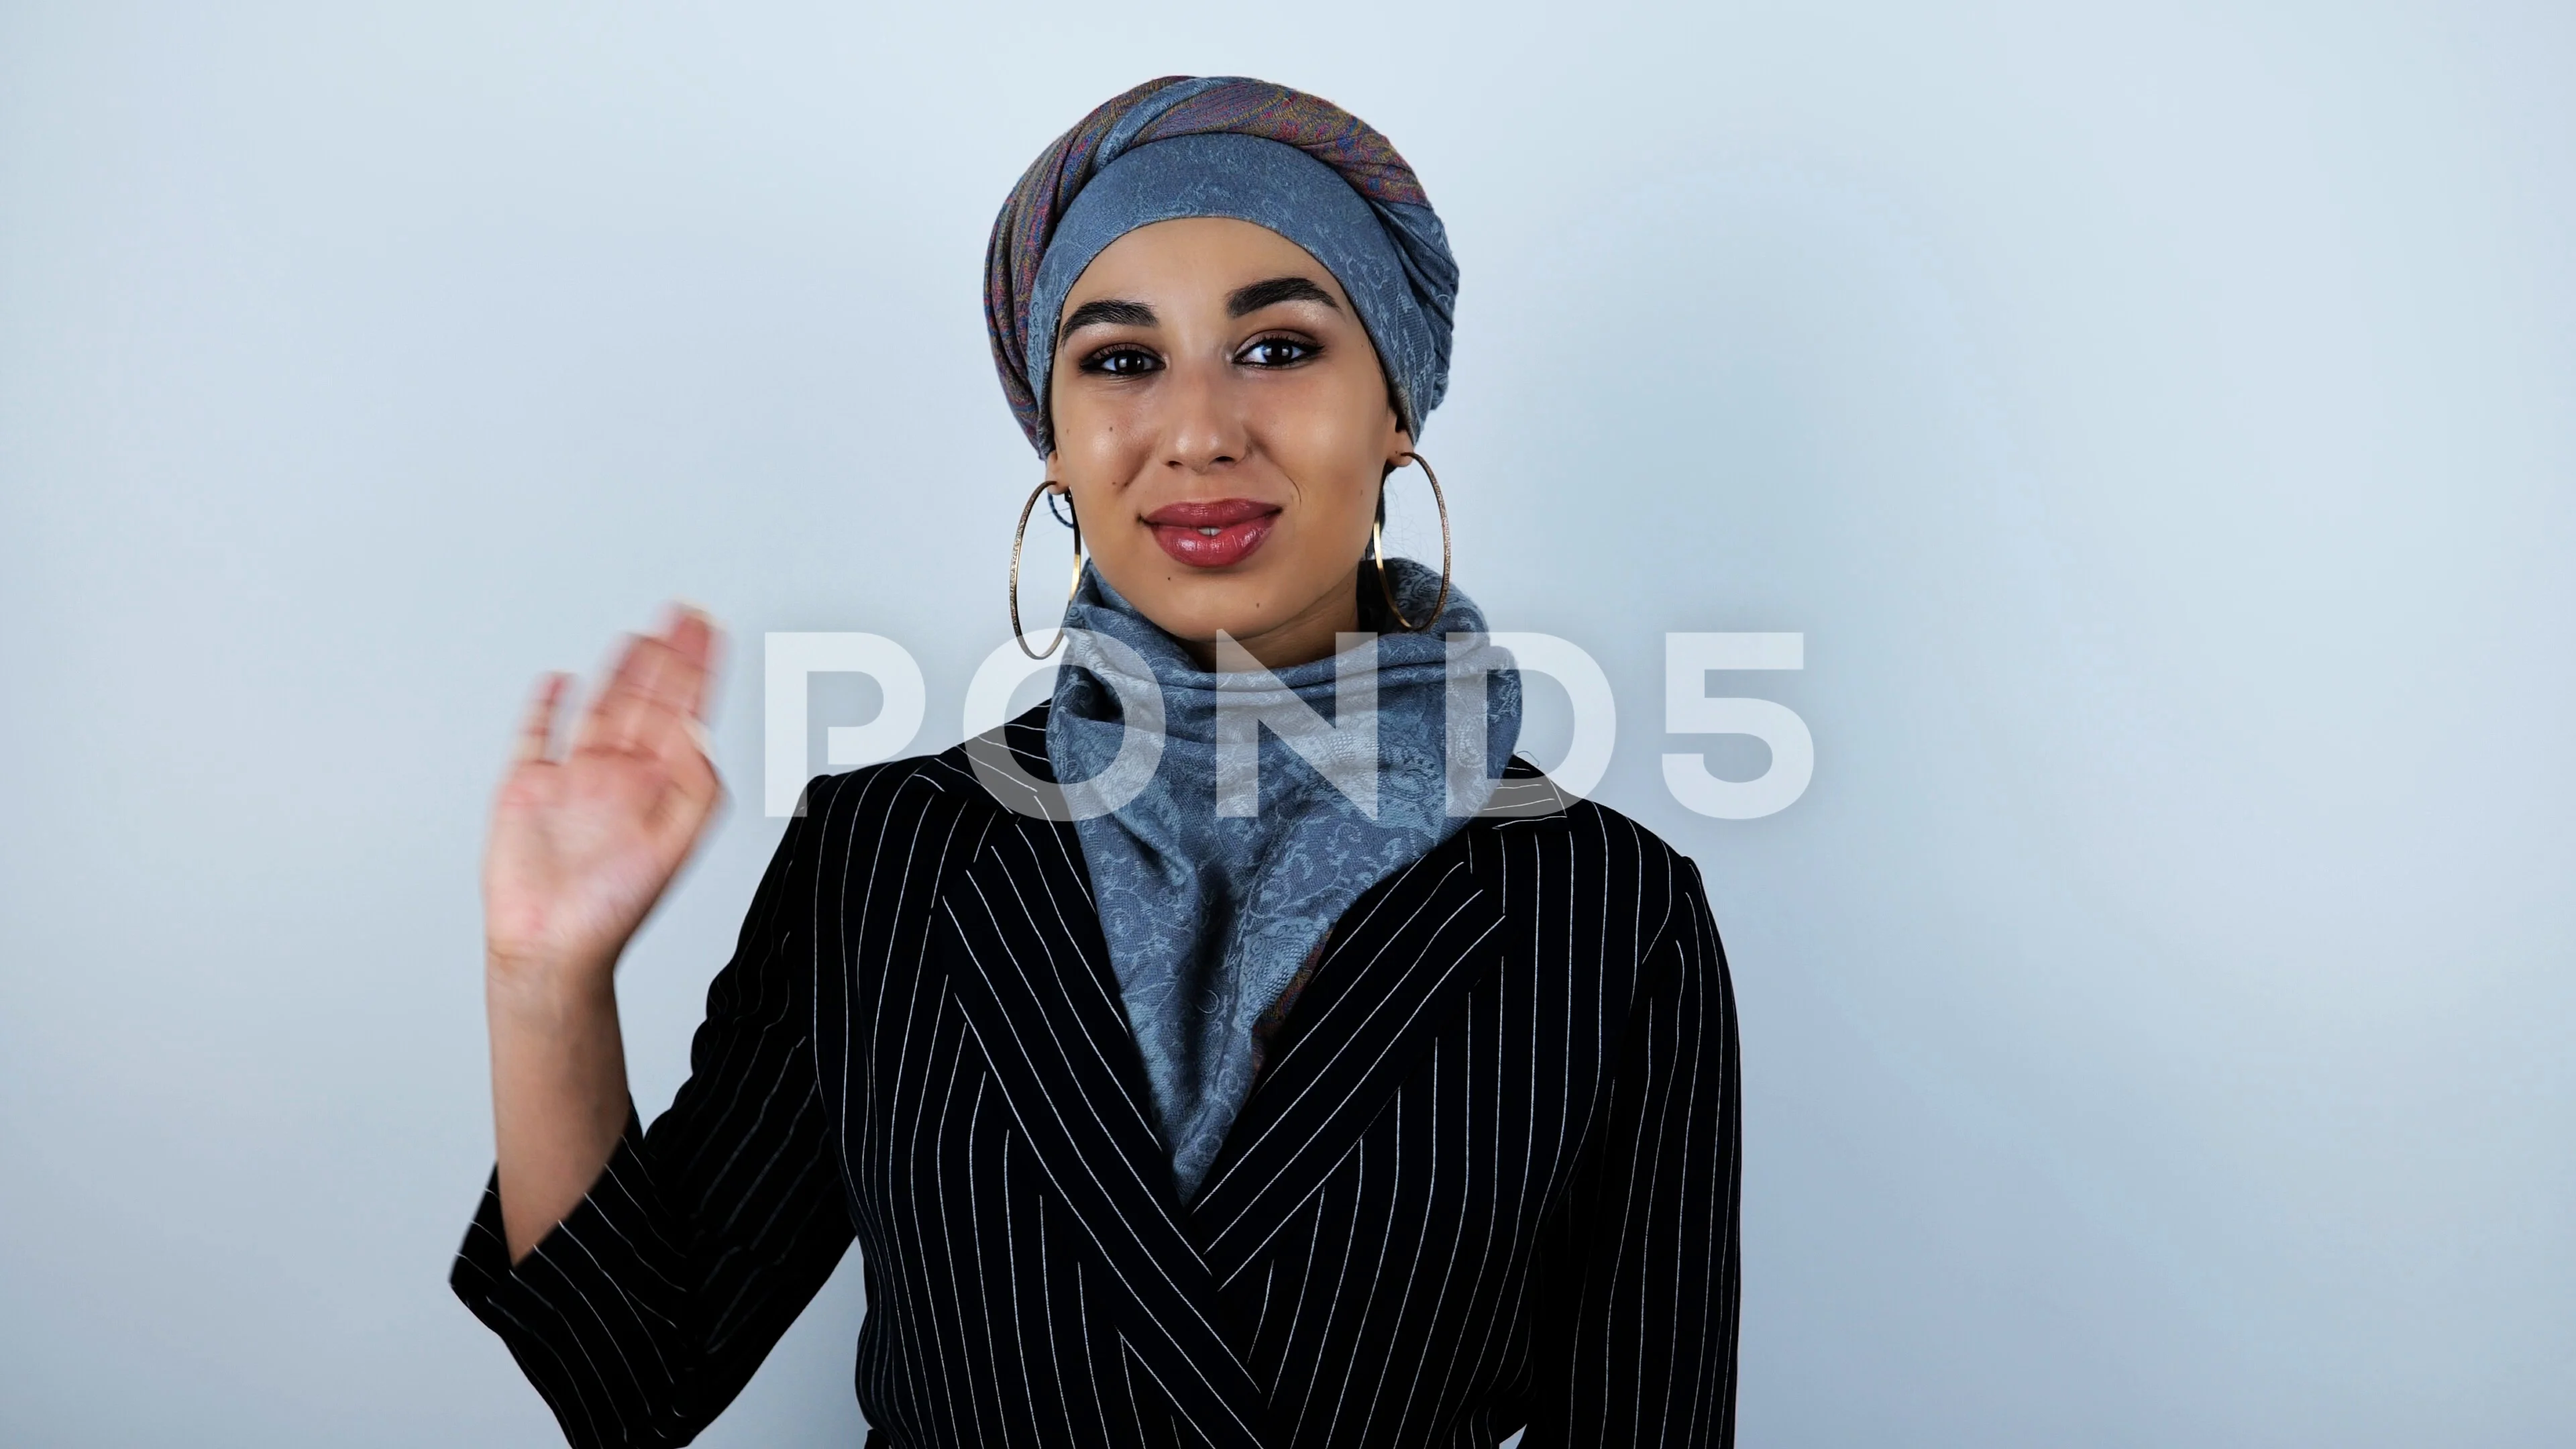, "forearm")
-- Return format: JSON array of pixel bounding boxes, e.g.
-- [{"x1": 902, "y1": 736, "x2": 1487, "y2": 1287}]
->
[{"x1": 486, "y1": 953, "x2": 631, "y2": 1263}]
